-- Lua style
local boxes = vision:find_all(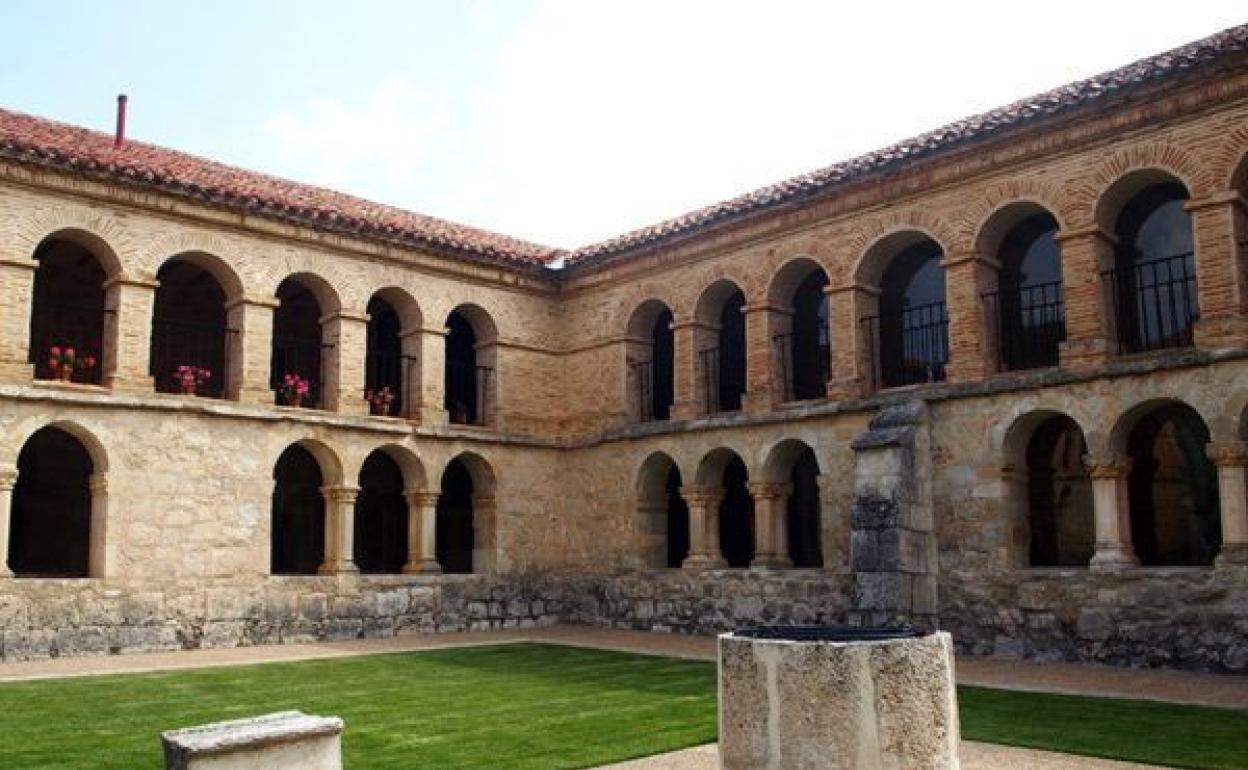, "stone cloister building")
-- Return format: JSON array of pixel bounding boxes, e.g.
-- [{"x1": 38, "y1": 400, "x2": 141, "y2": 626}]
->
[{"x1": 1, "y1": 26, "x2": 1247, "y2": 670}]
